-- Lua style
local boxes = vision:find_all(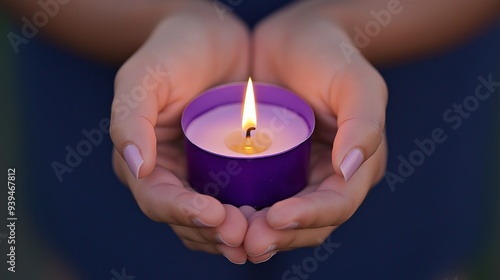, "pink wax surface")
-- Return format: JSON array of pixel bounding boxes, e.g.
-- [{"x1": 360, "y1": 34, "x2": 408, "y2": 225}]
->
[{"x1": 185, "y1": 103, "x2": 309, "y2": 158}]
